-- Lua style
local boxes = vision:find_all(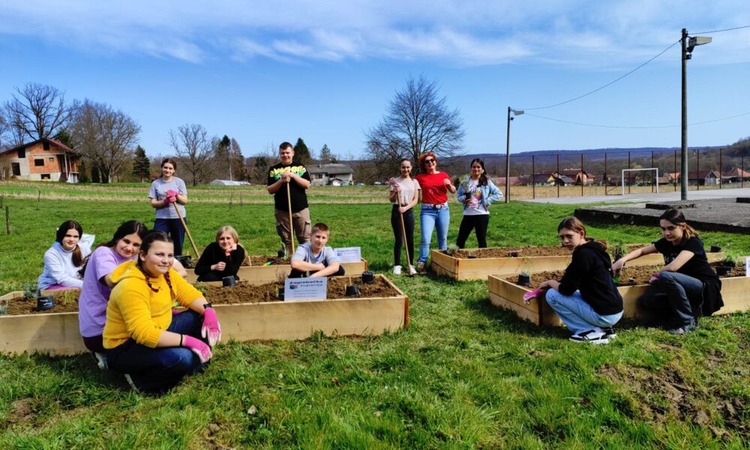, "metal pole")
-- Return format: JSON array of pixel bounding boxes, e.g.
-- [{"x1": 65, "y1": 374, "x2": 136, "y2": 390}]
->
[
  {"x1": 681, "y1": 28, "x2": 689, "y2": 200},
  {"x1": 505, "y1": 107, "x2": 511, "y2": 203}
]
